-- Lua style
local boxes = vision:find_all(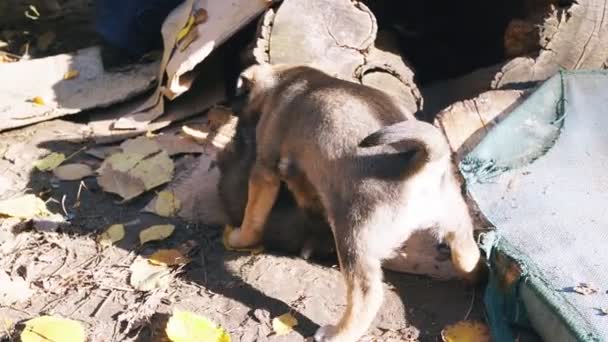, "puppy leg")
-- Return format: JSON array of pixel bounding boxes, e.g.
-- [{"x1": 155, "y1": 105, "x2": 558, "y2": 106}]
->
[
  {"x1": 441, "y1": 194, "x2": 481, "y2": 281},
  {"x1": 228, "y1": 164, "x2": 280, "y2": 248},
  {"x1": 315, "y1": 234, "x2": 384, "y2": 342}
]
